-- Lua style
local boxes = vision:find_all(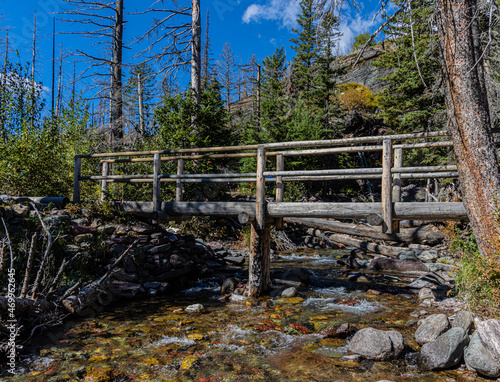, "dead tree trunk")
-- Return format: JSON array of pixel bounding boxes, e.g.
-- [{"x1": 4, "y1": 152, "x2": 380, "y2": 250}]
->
[
  {"x1": 436, "y1": 0, "x2": 500, "y2": 258},
  {"x1": 111, "y1": 0, "x2": 124, "y2": 145}
]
